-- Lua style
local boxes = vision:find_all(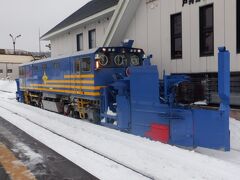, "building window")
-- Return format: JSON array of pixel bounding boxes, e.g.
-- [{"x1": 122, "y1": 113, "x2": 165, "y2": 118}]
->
[
  {"x1": 77, "y1": 33, "x2": 83, "y2": 51},
  {"x1": 237, "y1": 0, "x2": 240, "y2": 53},
  {"x1": 88, "y1": 29, "x2": 96, "y2": 49},
  {"x1": 0, "y1": 69, "x2": 3, "y2": 74},
  {"x1": 81, "y1": 58, "x2": 91, "y2": 72},
  {"x1": 200, "y1": 4, "x2": 214, "y2": 57},
  {"x1": 7, "y1": 69, "x2": 13, "y2": 73},
  {"x1": 171, "y1": 13, "x2": 182, "y2": 59}
]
